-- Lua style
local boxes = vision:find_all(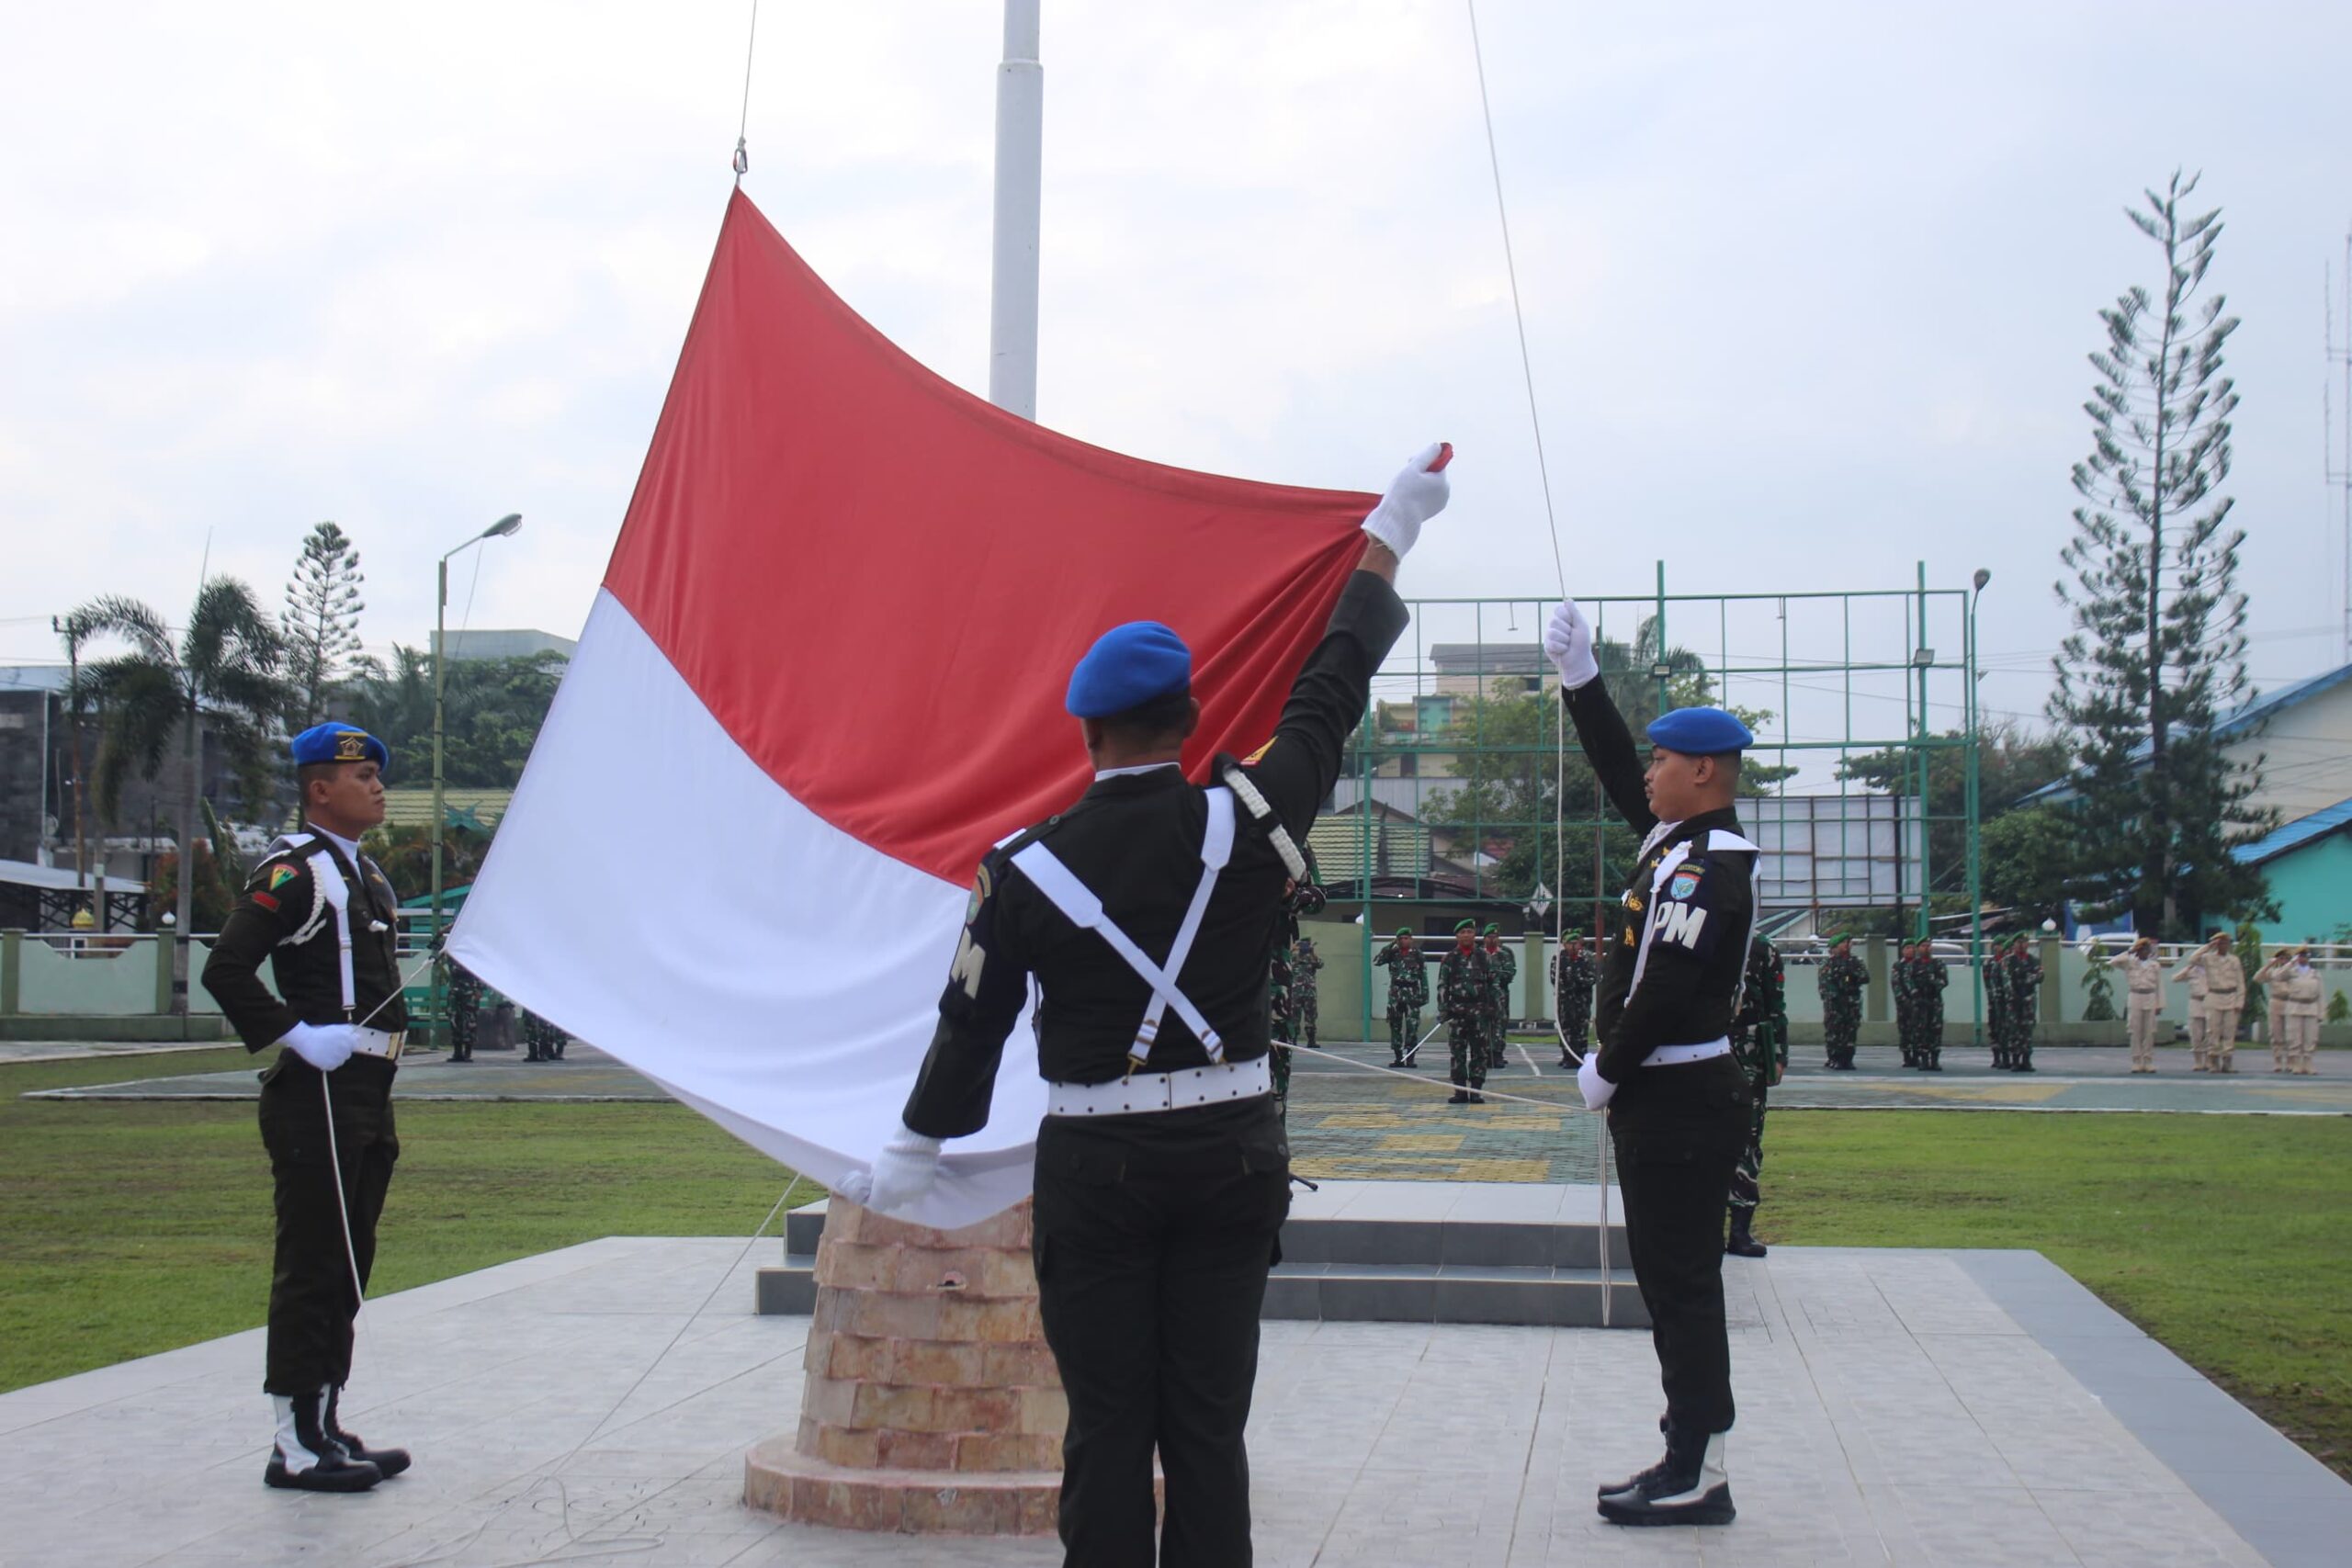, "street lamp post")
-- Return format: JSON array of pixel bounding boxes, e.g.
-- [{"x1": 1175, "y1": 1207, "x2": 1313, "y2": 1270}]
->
[
  {"x1": 430, "y1": 513, "x2": 522, "y2": 1042},
  {"x1": 1966, "y1": 568, "x2": 1990, "y2": 1045}
]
